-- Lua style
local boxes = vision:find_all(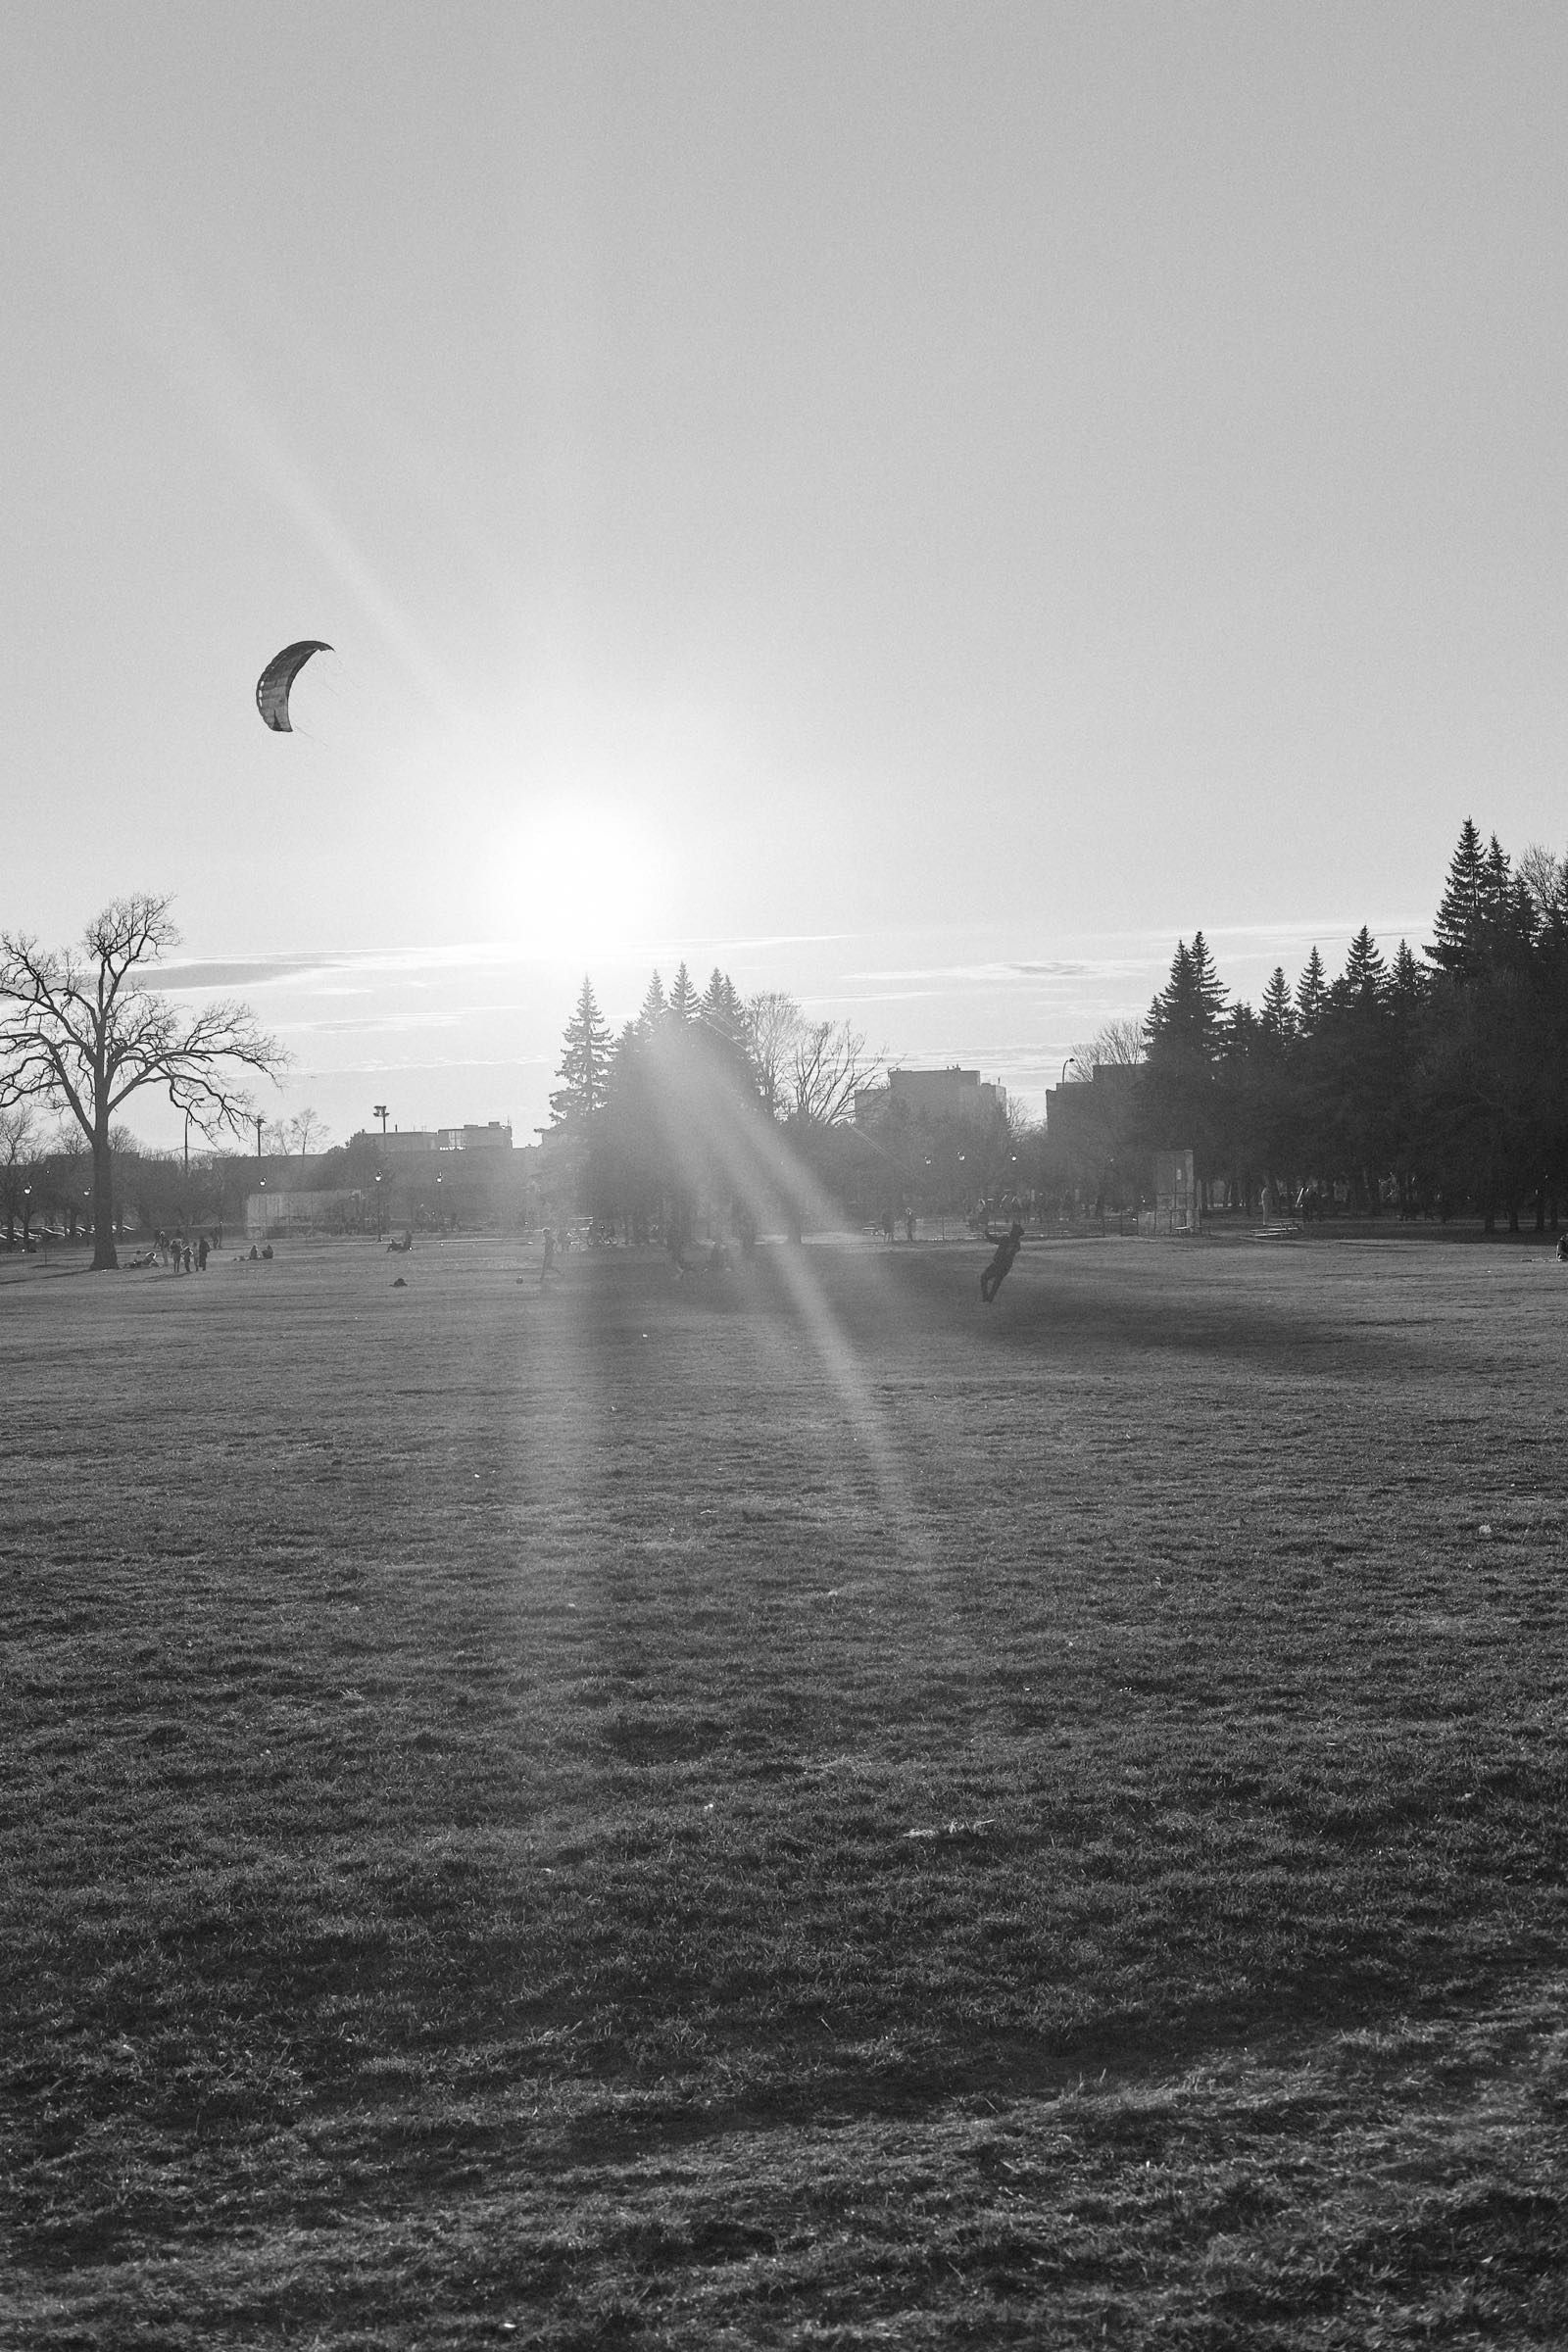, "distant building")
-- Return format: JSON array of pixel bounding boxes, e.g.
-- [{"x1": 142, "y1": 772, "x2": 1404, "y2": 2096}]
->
[
  {"x1": 248, "y1": 1119, "x2": 527, "y2": 1238},
  {"x1": 347, "y1": 1120, "x2": 514, "y2": 1155},
  {"x1": 1043, "y1": 1062, "x2": 1140, "y2": 1150},
  {"x1": 856, "y1": 1066, "x2": 1007, "y2": 1127}
]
